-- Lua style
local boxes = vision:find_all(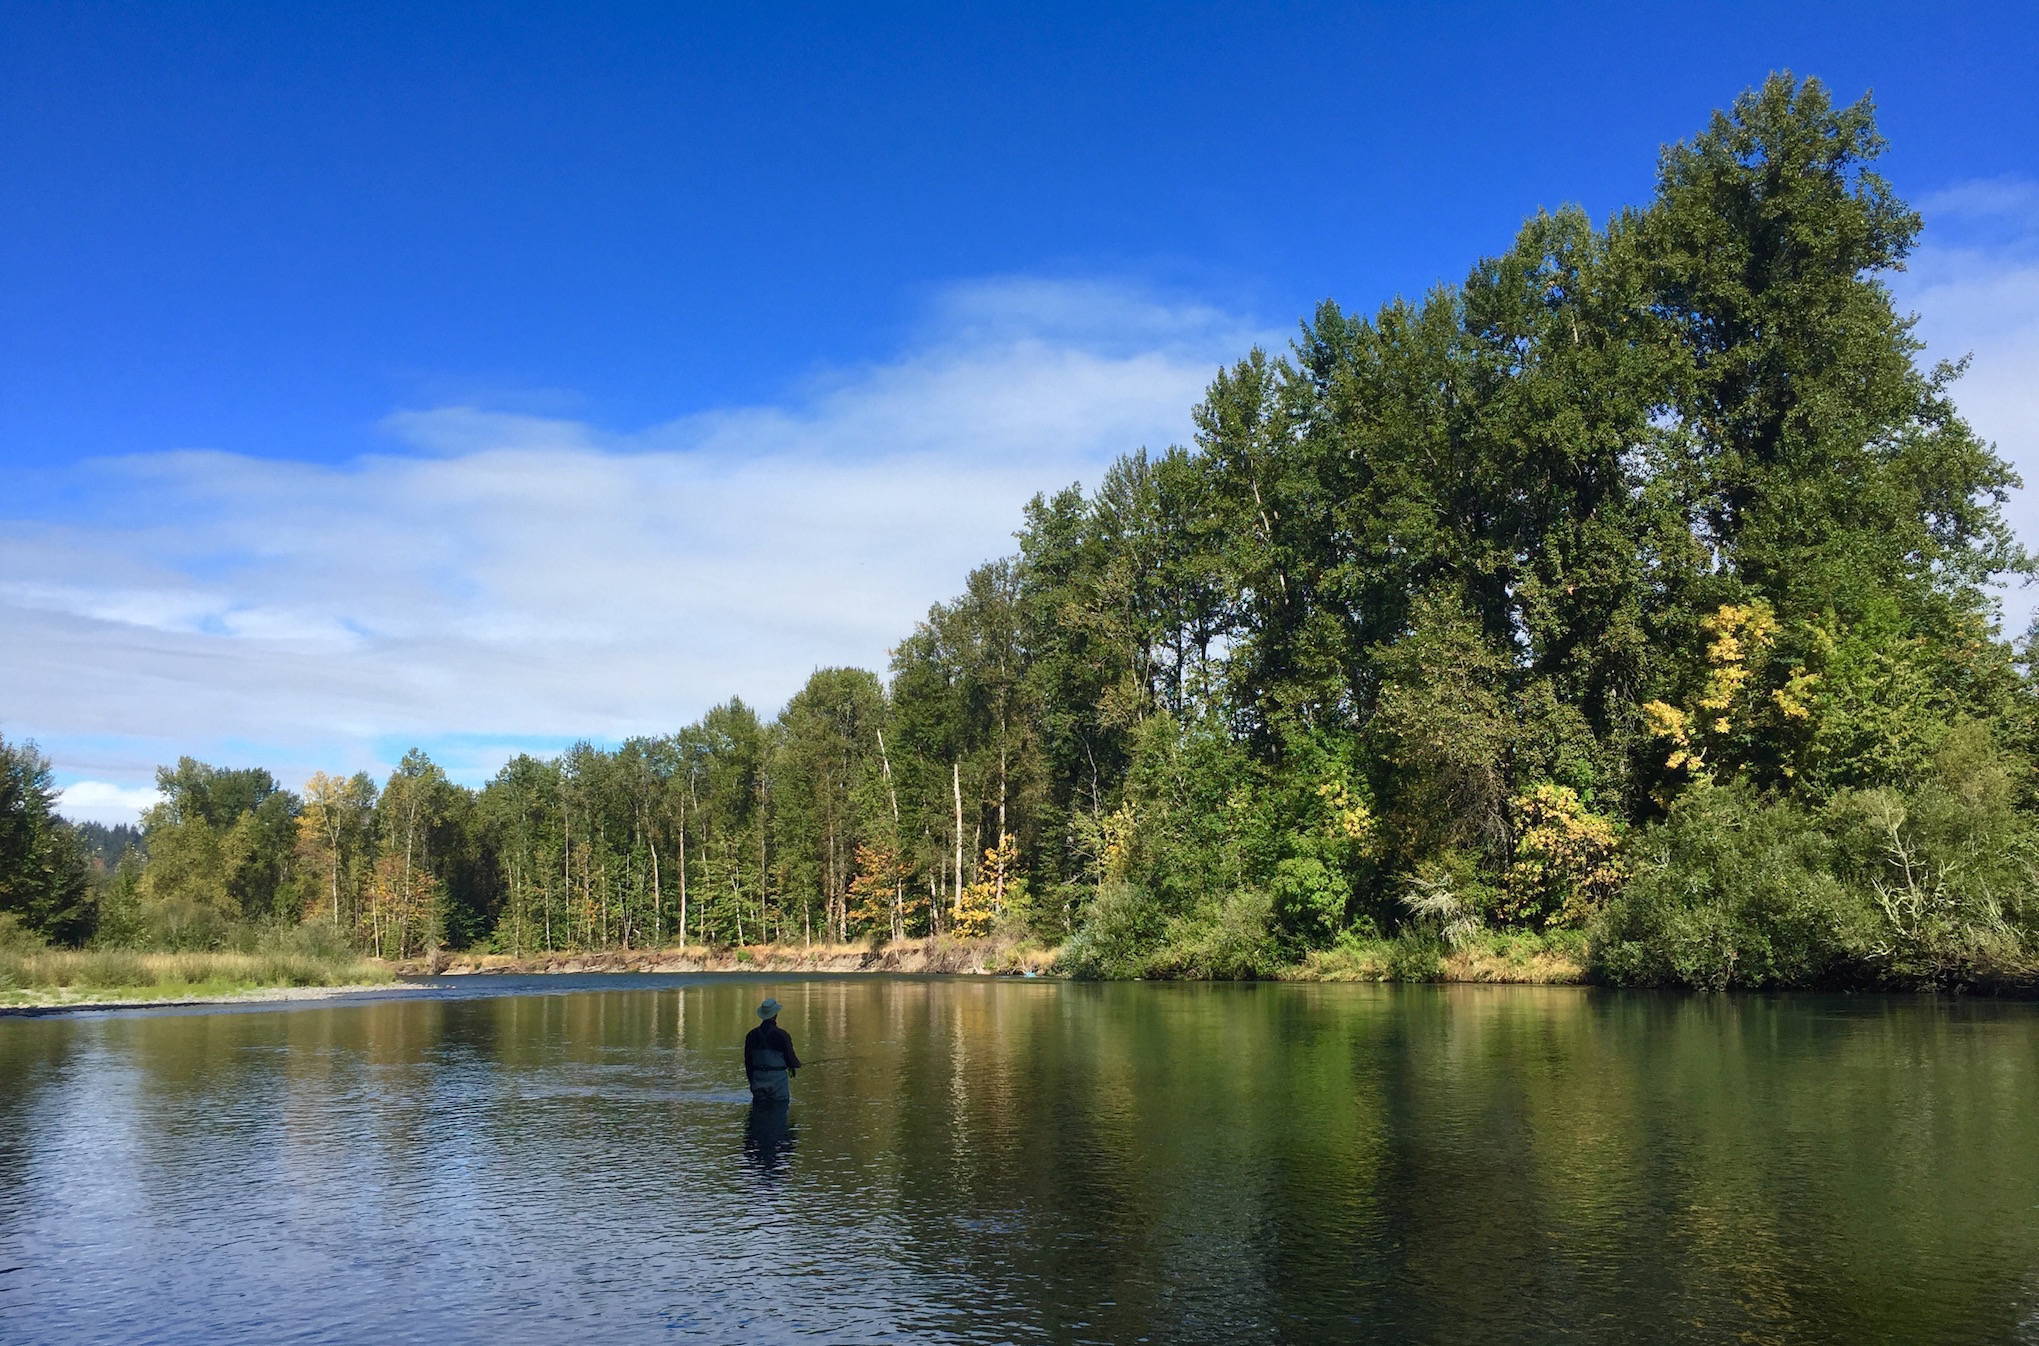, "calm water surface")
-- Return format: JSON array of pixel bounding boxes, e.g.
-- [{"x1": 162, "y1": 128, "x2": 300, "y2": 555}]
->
[{"x1": 2, "y1": 976, "x2": 2036, "y2": 1344}]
